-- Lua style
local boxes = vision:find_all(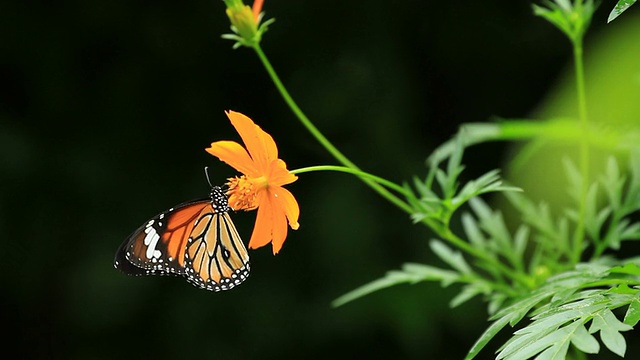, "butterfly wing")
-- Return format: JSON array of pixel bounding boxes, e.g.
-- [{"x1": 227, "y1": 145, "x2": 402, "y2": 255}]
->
[
  {"x1": 114, "y1": 199, "x2": 211, "y2": 277},
  {"x1": 114, "y1": 188, "x2": 251, "y2": 291},
  {"x1": 184, "y1": 211, "x2": 250, "y2": 291}
]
